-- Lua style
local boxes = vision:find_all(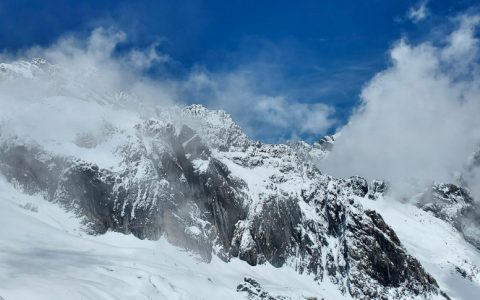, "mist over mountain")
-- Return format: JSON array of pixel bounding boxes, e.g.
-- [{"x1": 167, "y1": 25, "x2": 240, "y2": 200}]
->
[{"x1": 0, "y1": 3, "x2": 480, "y2": 300}]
